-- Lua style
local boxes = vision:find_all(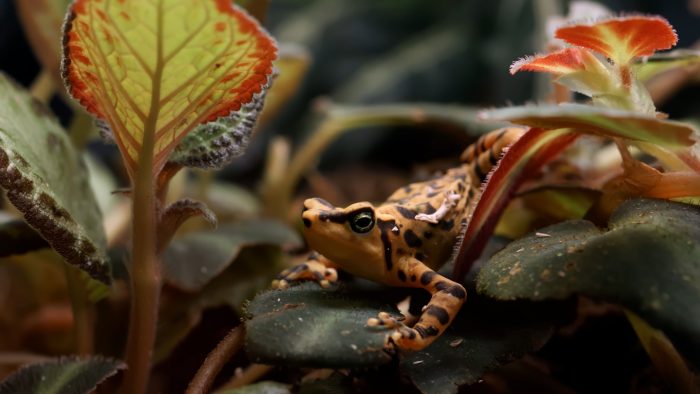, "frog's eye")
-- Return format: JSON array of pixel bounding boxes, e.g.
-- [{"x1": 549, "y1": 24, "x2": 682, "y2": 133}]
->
[{"x1": 350, "y1": 211, "x2": 375, "y2": 234}]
